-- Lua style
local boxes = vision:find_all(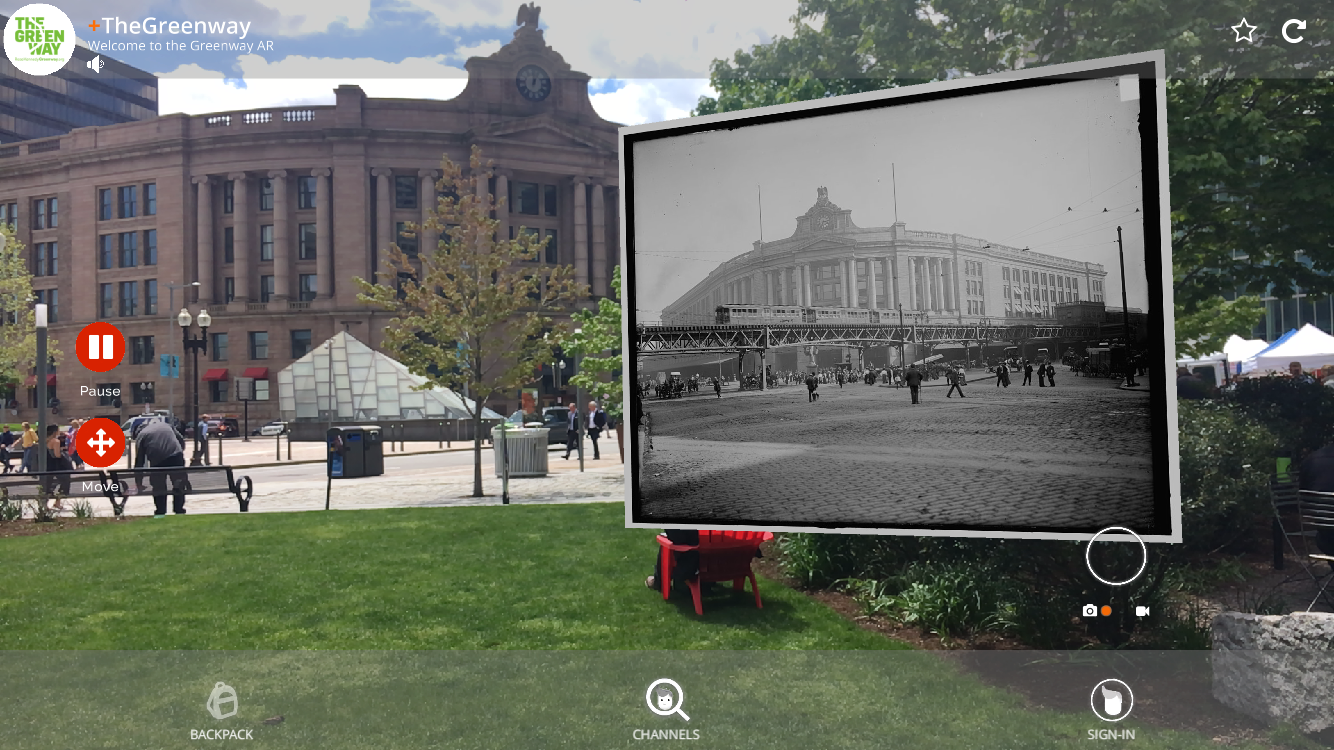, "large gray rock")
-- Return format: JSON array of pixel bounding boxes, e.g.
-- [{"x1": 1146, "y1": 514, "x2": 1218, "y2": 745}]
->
[{"x1": 1212, "y1": 611, "x2": 1334, "y2": 733}]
